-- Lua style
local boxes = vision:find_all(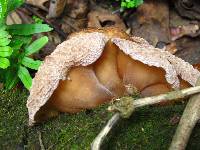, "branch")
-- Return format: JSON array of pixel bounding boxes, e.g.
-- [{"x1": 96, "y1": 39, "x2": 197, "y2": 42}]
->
[
  {"x1": 38, "y1": 131, "x2": 45, "y2": 150},
  {"x1": 169, "y1": 79, "x2": 200, "y2": 150},
  {"x1": 109, "y1": 85, "x2": 200, "y2": 118},
  {"x1": 91, "y1": 113, "x2": 121, "y2": 150}
]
